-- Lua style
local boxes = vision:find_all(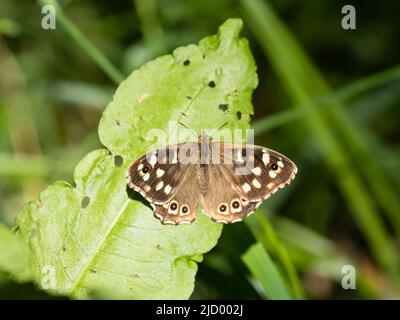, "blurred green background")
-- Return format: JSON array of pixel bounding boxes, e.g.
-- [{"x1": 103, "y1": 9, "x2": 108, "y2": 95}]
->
[{"x1": 1, "y1": 0, "x2": 400, "y2": 299}]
